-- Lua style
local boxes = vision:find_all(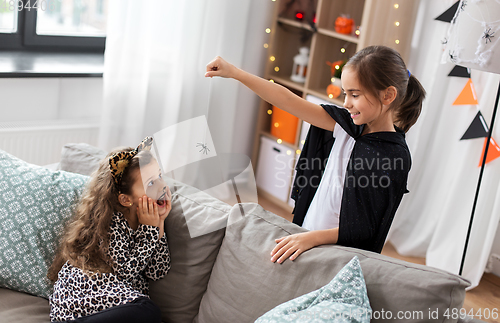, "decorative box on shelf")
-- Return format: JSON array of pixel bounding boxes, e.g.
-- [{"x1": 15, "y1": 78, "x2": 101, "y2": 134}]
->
[
  {"x1": 270, "y1": 106, "x2": 299, "y2": 145},
  {"x1": 256, "y1": 136, "x2": 295, "y2": 203}
]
